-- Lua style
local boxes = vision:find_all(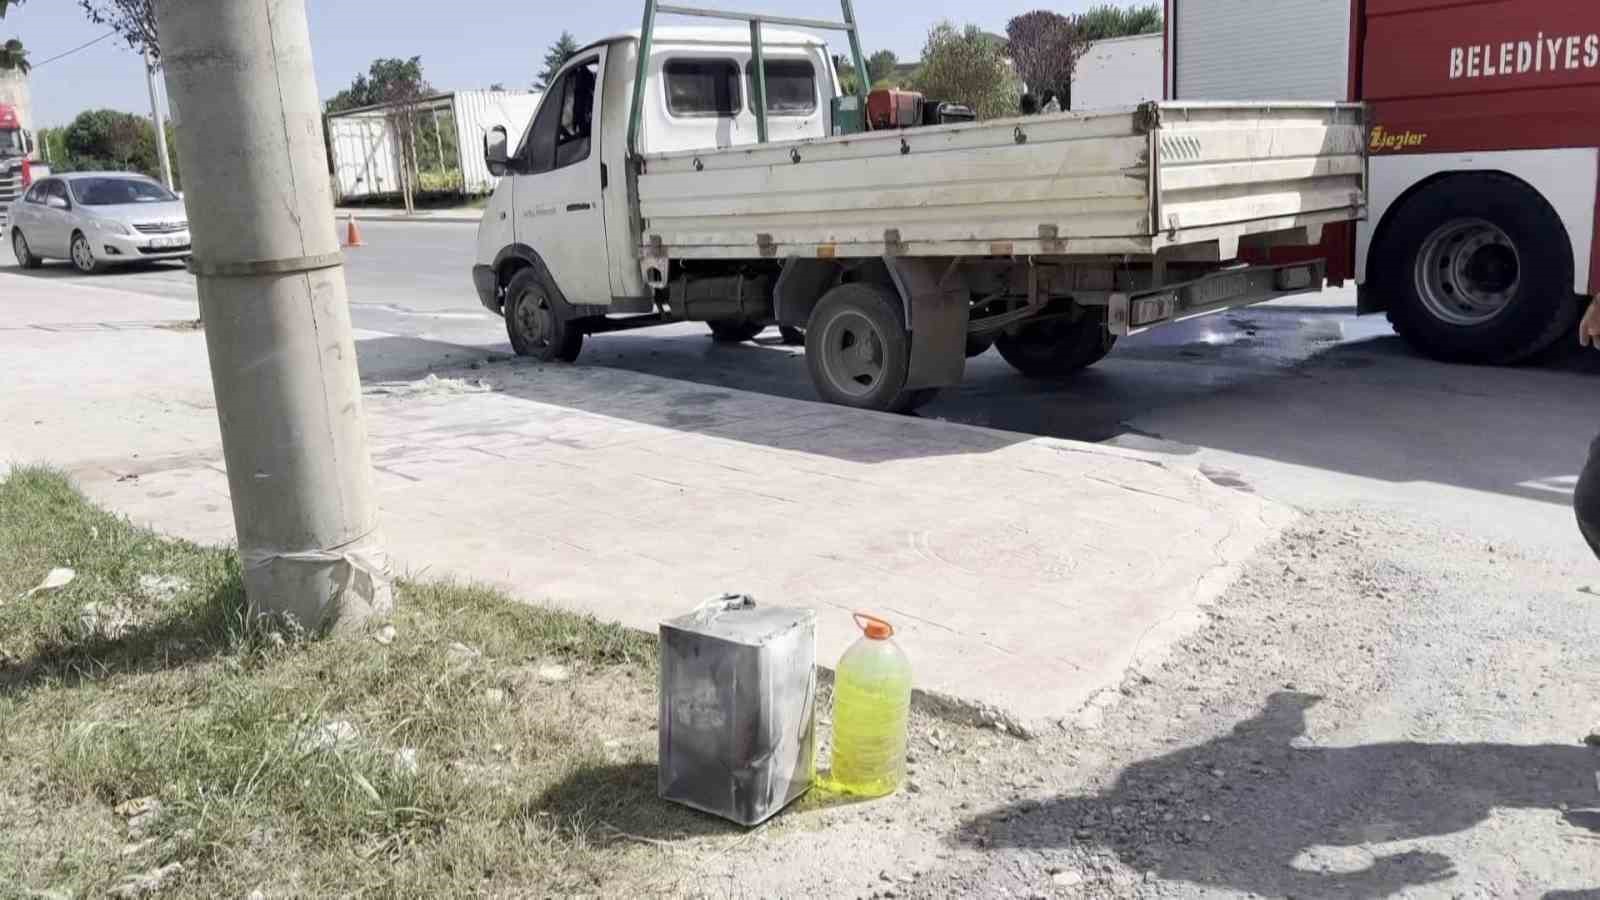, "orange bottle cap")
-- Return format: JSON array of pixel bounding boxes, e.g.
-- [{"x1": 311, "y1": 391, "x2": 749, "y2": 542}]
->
[{"x1": 853, "y1": 612, "x2": 894, "y2": 640}]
